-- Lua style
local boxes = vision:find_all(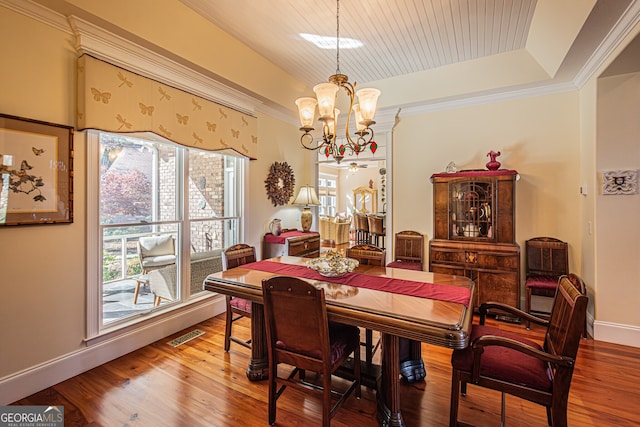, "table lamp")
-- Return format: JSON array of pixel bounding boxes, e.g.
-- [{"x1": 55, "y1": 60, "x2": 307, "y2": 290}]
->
[{"x1": 292, "y1": 185, "x2": 321, "y2": 232}]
